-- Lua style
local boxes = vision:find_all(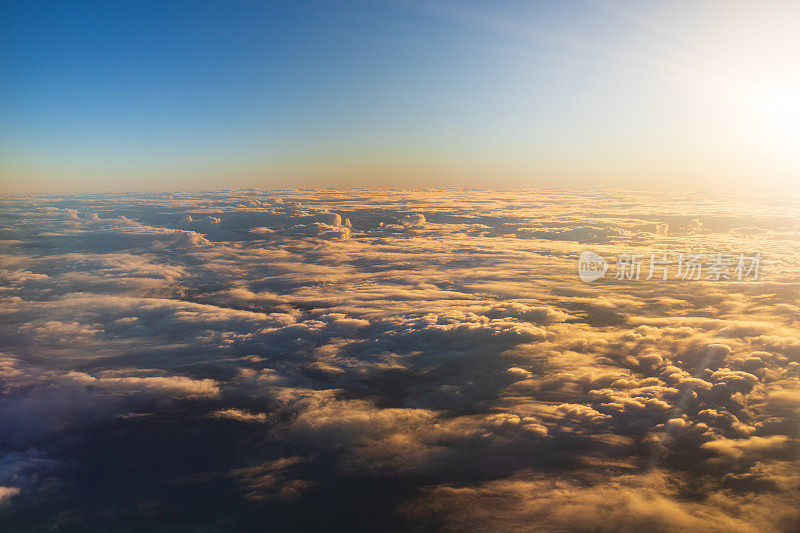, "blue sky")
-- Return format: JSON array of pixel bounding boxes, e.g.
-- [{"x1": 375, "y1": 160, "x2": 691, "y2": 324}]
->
[{"x1": 2, "y1": 1, "x2": 798, "y2": 191}]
